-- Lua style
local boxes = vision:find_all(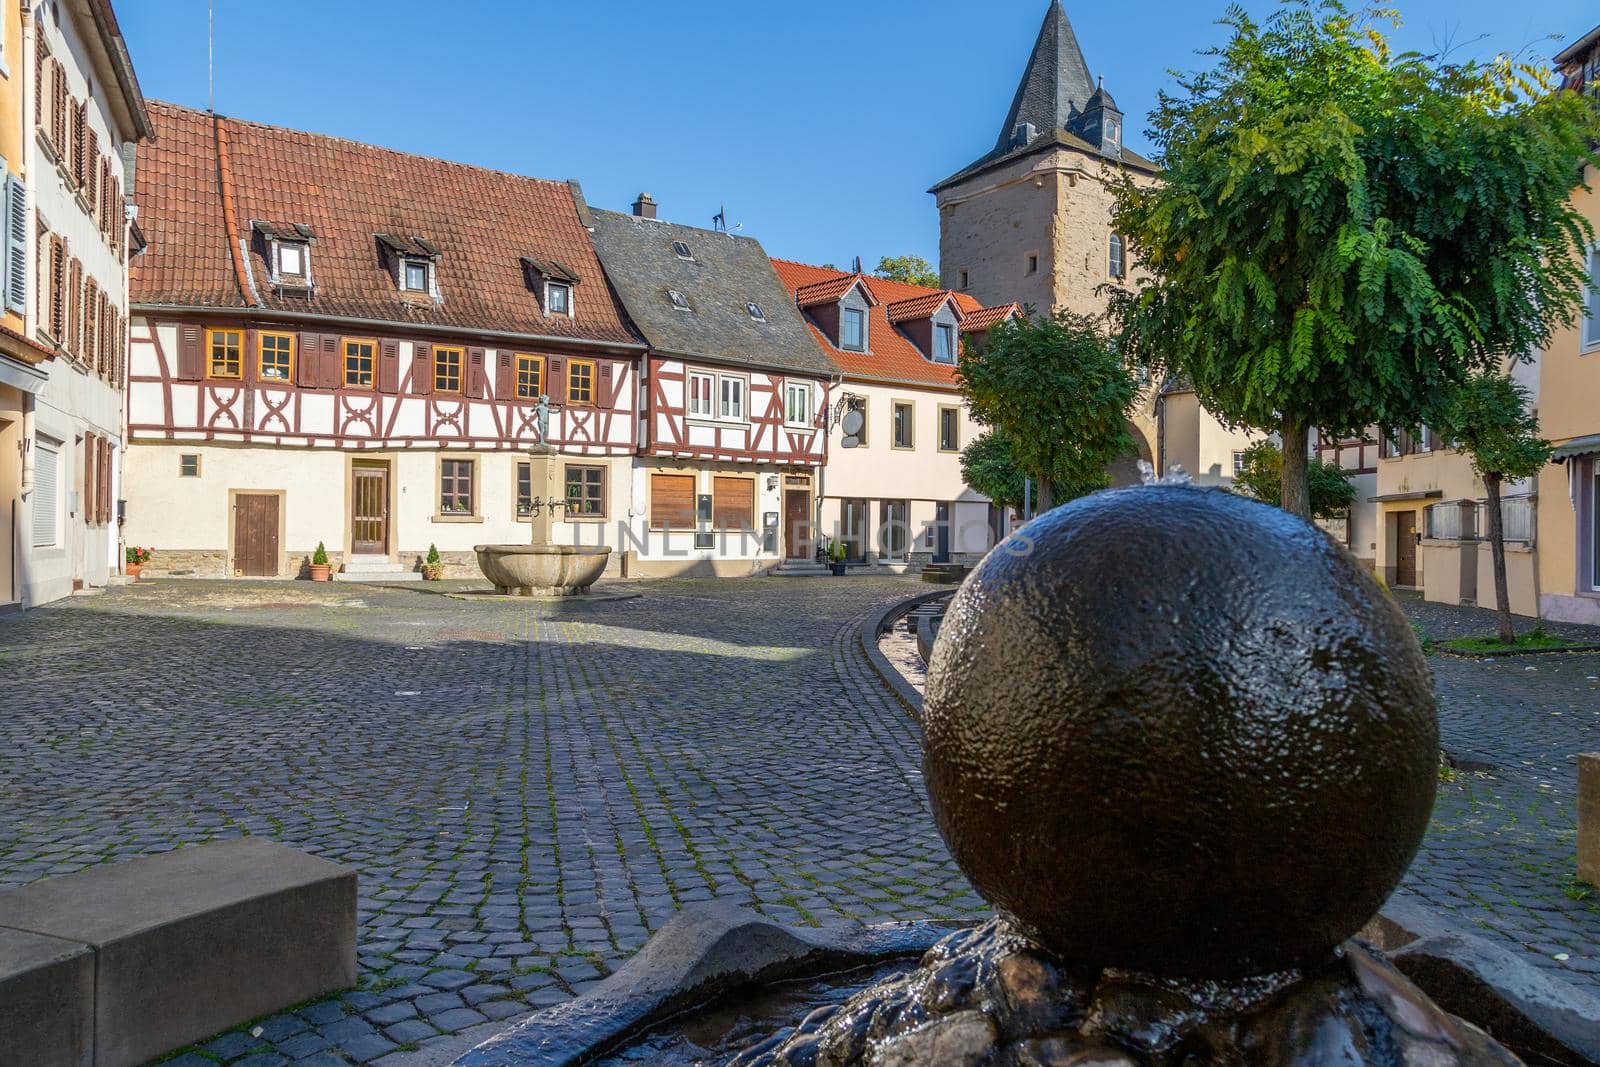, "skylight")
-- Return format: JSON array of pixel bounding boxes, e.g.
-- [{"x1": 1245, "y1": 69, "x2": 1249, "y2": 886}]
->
[
  {"x1": 673, "y1": 241, "x2": 694, "y2": 260},
  {"x1": 746, "y1": 302, "x2": 765, "y2": 322},
  {"x1": 668, "y1": 290, "x2": 691, "y2": 311}
]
